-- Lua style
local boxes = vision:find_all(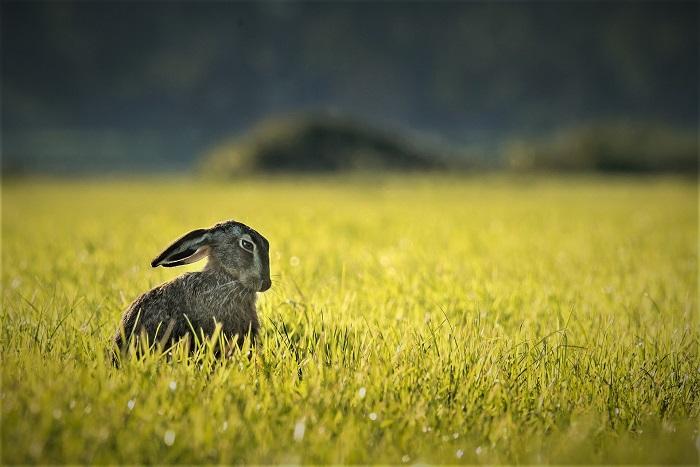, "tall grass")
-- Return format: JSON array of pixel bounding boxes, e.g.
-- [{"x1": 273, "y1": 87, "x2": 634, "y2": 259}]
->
[{"x1": 1, "y1": 175, "x2": 698, "y2": 463}]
